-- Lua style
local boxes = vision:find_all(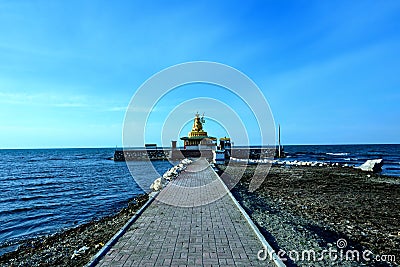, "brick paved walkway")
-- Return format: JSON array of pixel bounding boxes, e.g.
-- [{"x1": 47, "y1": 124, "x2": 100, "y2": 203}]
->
[{"x1": 96, "y1": 158, "x2": 276, "y2": 266}]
